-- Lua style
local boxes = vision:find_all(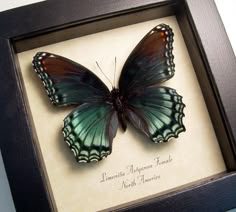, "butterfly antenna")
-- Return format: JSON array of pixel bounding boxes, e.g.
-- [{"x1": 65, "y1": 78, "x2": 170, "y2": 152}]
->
[
  {"x1": 96, "y1": 61, "x2": 113, "y2": 87},
  {"x1": 113, "y1": 57, "x2": 117, "y2": 87}
]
